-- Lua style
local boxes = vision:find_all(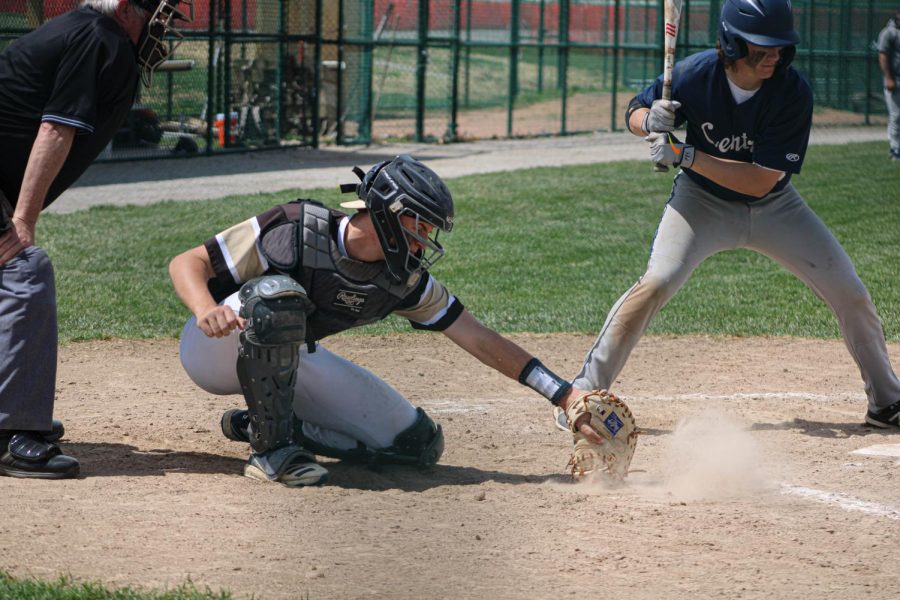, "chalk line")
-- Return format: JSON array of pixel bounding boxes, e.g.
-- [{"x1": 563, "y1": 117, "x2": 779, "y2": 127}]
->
[{"x1": 779, "y1": 483, "x2": 900, "y2": 521}]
